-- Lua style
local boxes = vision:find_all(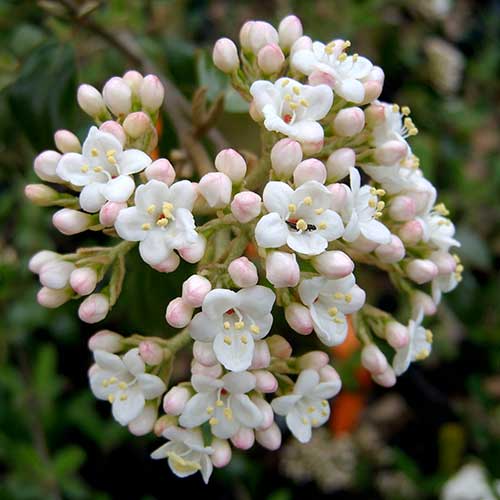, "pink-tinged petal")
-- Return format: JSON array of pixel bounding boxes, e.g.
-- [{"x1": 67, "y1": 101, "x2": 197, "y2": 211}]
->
[
  {"x1": 189, "y1": 313, "x2": 220, "y2": 342},
  {"x1": 287, "y1": 231, "x2": 327, "y2": 255},
  {"x1": 262, "y1": 181, "x2": 294, "y2": 217},
  {"x1": 115, "y1": 207, "x2": 149, "y2": 241},
  {"x1": 232, "y1": 394, "x2": 263, "y2": 428},
  {"x1": 202, "y1": 289, "x2": 239, "y2": 319},
  {"x1": 179, "y1": 393, "x2": 214, "y2": 428},
  {"x1": 213, "y1": 331, "x2": 254, "y2": 372},
  {"x1": 168, "y1": 180, "x2": 197, "y2": 210},
  {"x1": 137, "y1": 373, "x2": 166, "y2": 399},
  {"x1": 294, "y1": 369, "x2": 320, "y2": 395},
  {"x1": 255, "y1": 213, "x2": 289, "y2": 249},
  {"x1": 79, "y1": 183, "x2": 106, "y2": 213},
  {"x1": 101, "y1": 175, "x2": 135, "y2": 203},
  {"x1": 117, "y1": 149, "x2": 151, "y2": 175},
  {"x1": 222, "y1": 371, "x2": 256, "y2": 394},
  {"x1": 286, "y1": 408, "x2": 312, "y2": 443},
  {"x1": 360, "y1": 220, "x2": 391, "y2": 244},
  {"x1": 310, "y1": 304, "x2": 348, "y2": 346},
  {"x1": 112, "y1": 386, "x2": 145, "y2": 425},
  {"x1": 139, "y1": 231, "x2": 171, "y2": 266},
  {"x1": 320, "y1": 274, "x2": 356, "y2": 295}
]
